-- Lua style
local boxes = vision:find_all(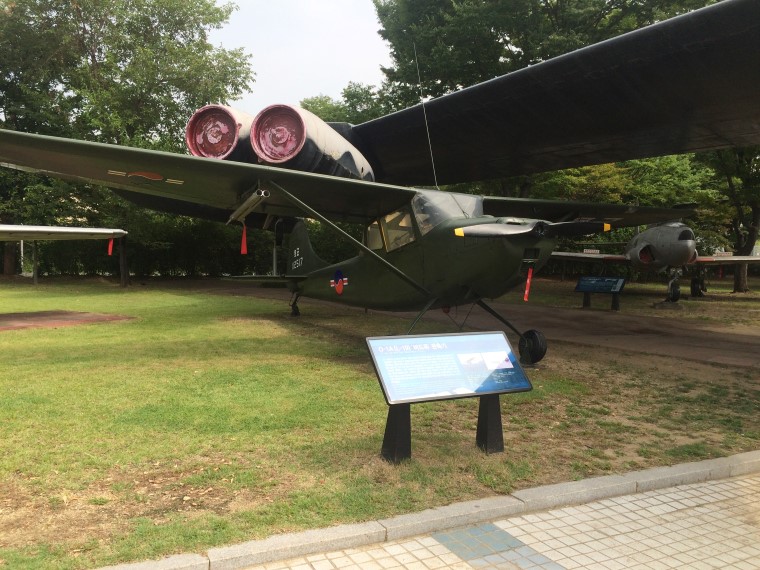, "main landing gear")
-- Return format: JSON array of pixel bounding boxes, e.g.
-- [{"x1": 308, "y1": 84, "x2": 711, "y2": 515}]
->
[
  {"x1": 476, "y1": 300, "x2": 547, "y2": 365},
  {"x1": 665, "y1": 268, "x2": 683, "y2": 303},
  {"x1": 406, "y1": 298, "x2": 547, "y2": 365},
  {"x1": 666, "y1": 268, "x2": 706, "y2": 303}
]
